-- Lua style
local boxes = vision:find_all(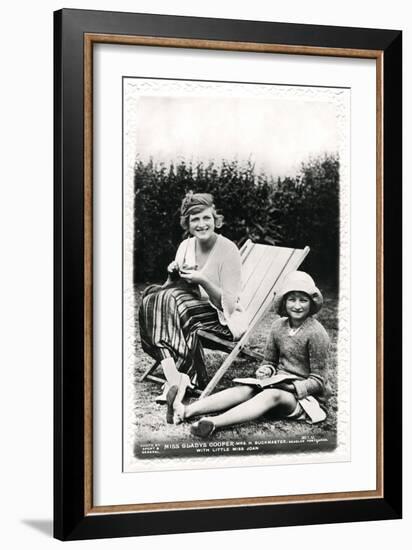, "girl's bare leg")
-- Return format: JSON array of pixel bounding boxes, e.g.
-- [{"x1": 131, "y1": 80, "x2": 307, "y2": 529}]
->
[
  {"x1": 207, "y1": 388, "x2": 298, "y2": 429},
  {"x1": 183, "y1": 386, "x2": 256, "y2": 419}
]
